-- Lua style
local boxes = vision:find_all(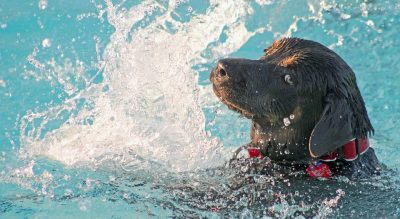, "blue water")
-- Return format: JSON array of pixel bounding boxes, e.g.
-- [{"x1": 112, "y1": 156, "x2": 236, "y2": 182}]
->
[{"x1": 1, "y1": 0, "x2": 400, "y2": 218}]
